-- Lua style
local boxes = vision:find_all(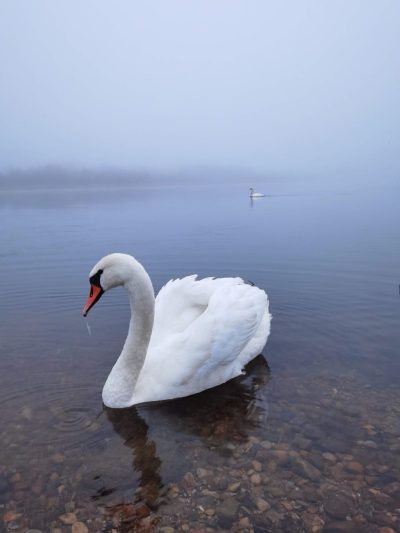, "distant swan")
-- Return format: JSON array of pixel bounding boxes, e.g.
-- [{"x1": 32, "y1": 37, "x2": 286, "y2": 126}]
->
[
  {"x1": 83, "y1": 253, "x2": 271, "y2": 408},
  {"x1": 249, "y1": 188, "x2": 265, "y2": 198}
]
